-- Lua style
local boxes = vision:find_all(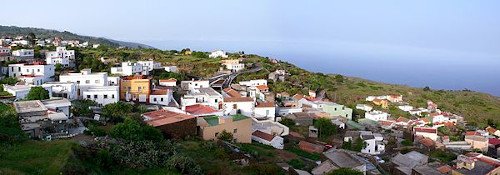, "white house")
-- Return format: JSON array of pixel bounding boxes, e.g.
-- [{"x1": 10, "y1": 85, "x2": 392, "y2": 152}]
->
[
  {"x1": 431, "y1": 113, "x2": 450, "y2": 124},
  {"x1": 111, "y1": 61, "x2": 150, "y2": 76},
  {"x1": 41, "y1": 98, "x2": 72, "y2": 118},
  {"x1": 360, "y1": 131, "x2": 385, "y2": 155},
  {"x1": 0, "y1": 47, "x2": 11, "y2": 56},
  {"x1": 42, "y1": 82, "x2": 77, "y2": 100},
  {"x1": 164, "y1": 66, "x2": 178, "y2": 72},
  {"x1": 159, "y1": 78, "x2": 177, "y2": 87},
  {"x1": 12, "y1": 49, "x2": 34, "y2": 58},
  {"x1": 332, "y1": 119, "x2": 346, "y2": 129},
  {"x1": 387, "y1": 94, "x2": 403, "y2": 103},
  {"x1": 223, "y1": 97, "x2": 255, "y2": 116},
  {"x1": 251, "y1": 130, "x2": 284, "y2": 149},
  {"x1": 82, "y1": 86, "x2": 119, "y2": 105},
  {"x1": 276, "y1": 107, "x2": 303, "y2": 116},
  {"x1": 149, "y1": 89, "x2": 173, "y2": 106},
  {"x1": 8, "y1": 63, "x2": 55, "y2": 83},
  {"x1": 181, "y1": 87, "x2": 223, "y2": 110},
  {"x1": 414, "y1": 127, "x2": 438, "y2": 141},
  {"x1": 356, "y1": 104, "x2": 373, "y2": 111},
  {"x1": 364, "y1": 110, "x2": 389, "y2": 121},
  {"x1": 221, "y1": 59, "x2": 245, "y2": 72},
  {"x1": 18, "y1": 75, "x2": 44, "y2": 85},
  {"x1": 238, "y1": 79, "x2": 267, "y2": 87},
  {"x1": 3, "y1": 84, "x2": 52, "y2": 100},
  {"x1": 45, "y1": 47, "x2": 75, "y2": 67},
  {"x1": 254, "y1": 101, "x2": 276, "y2": 121},
  {"x1": 137, "y1": 60, "x2": 162, "y2": 71},
  {"x1": 209, "y1": 50, "x2": 228, "y2": 58},
  {"x1": 59, "y1": 69, "x2": 110, "y2": 98},
  {"x1": 180, "y1": 80, "x2": 210, "y2": 91},
  {"x1": 398, "y1": 105, "x2": 414, "y2": 112}
]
